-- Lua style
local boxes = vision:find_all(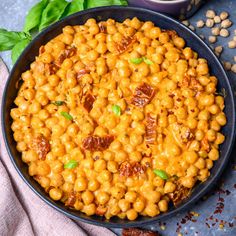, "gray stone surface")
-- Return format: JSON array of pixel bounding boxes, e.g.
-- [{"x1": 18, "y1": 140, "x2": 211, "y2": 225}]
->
[{"x1": 0, "y1": 0, "x2": 235, "y2": 235}]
